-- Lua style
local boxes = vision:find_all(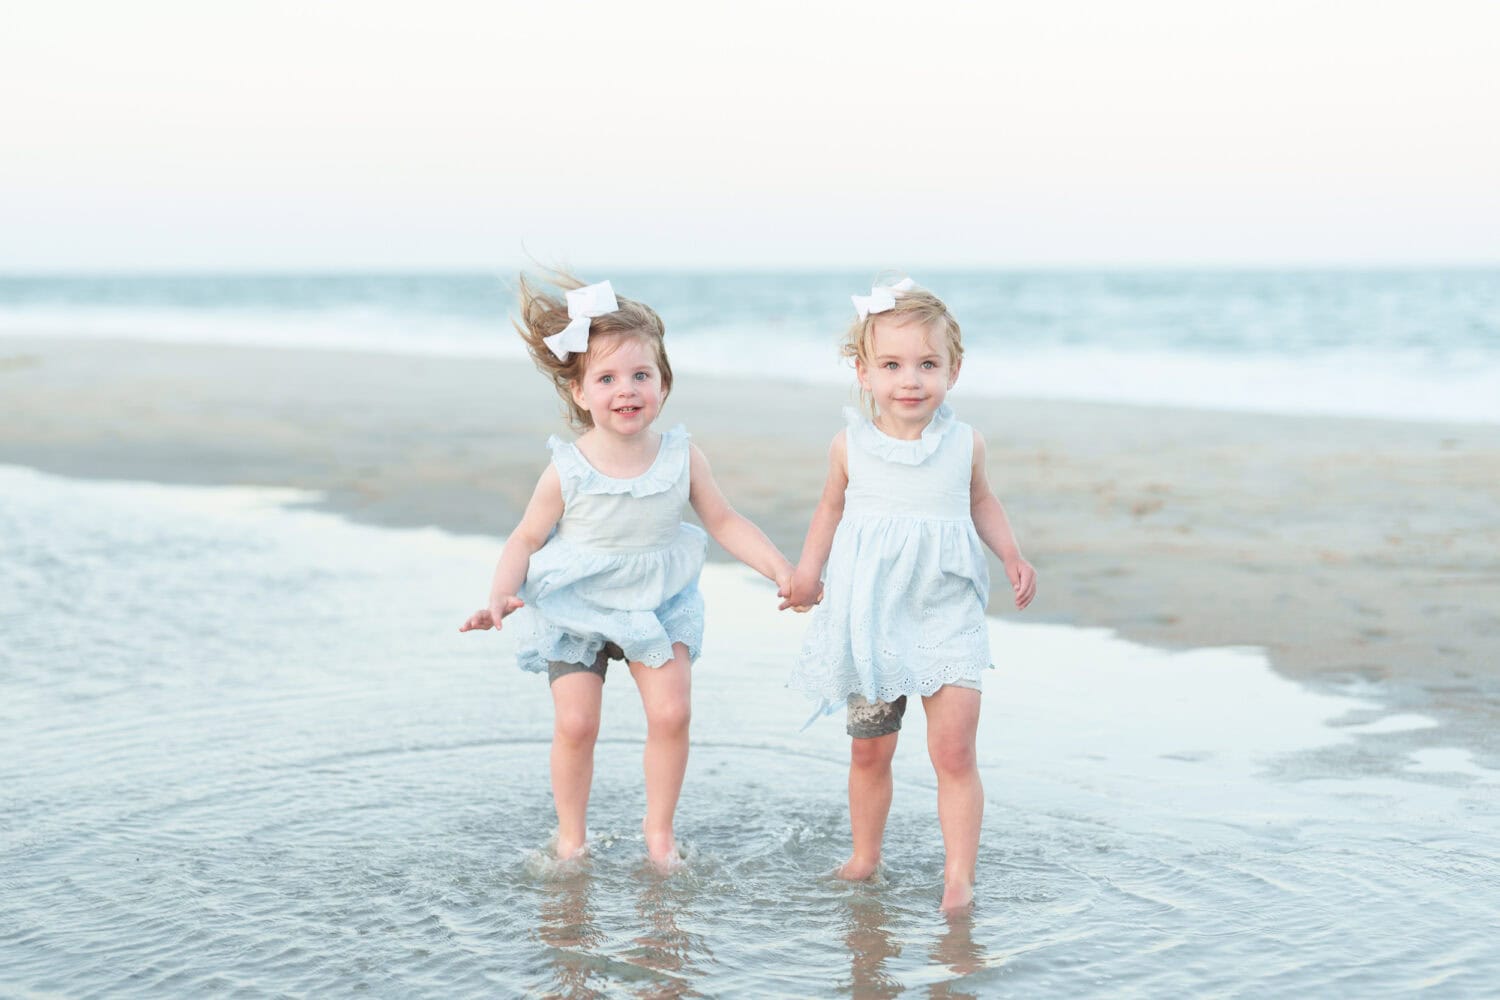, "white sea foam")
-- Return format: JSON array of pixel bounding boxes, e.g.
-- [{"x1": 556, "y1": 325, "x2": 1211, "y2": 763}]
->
[{"x1": 8, "y1": 289, "x2": 1497, "y2": 423}]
